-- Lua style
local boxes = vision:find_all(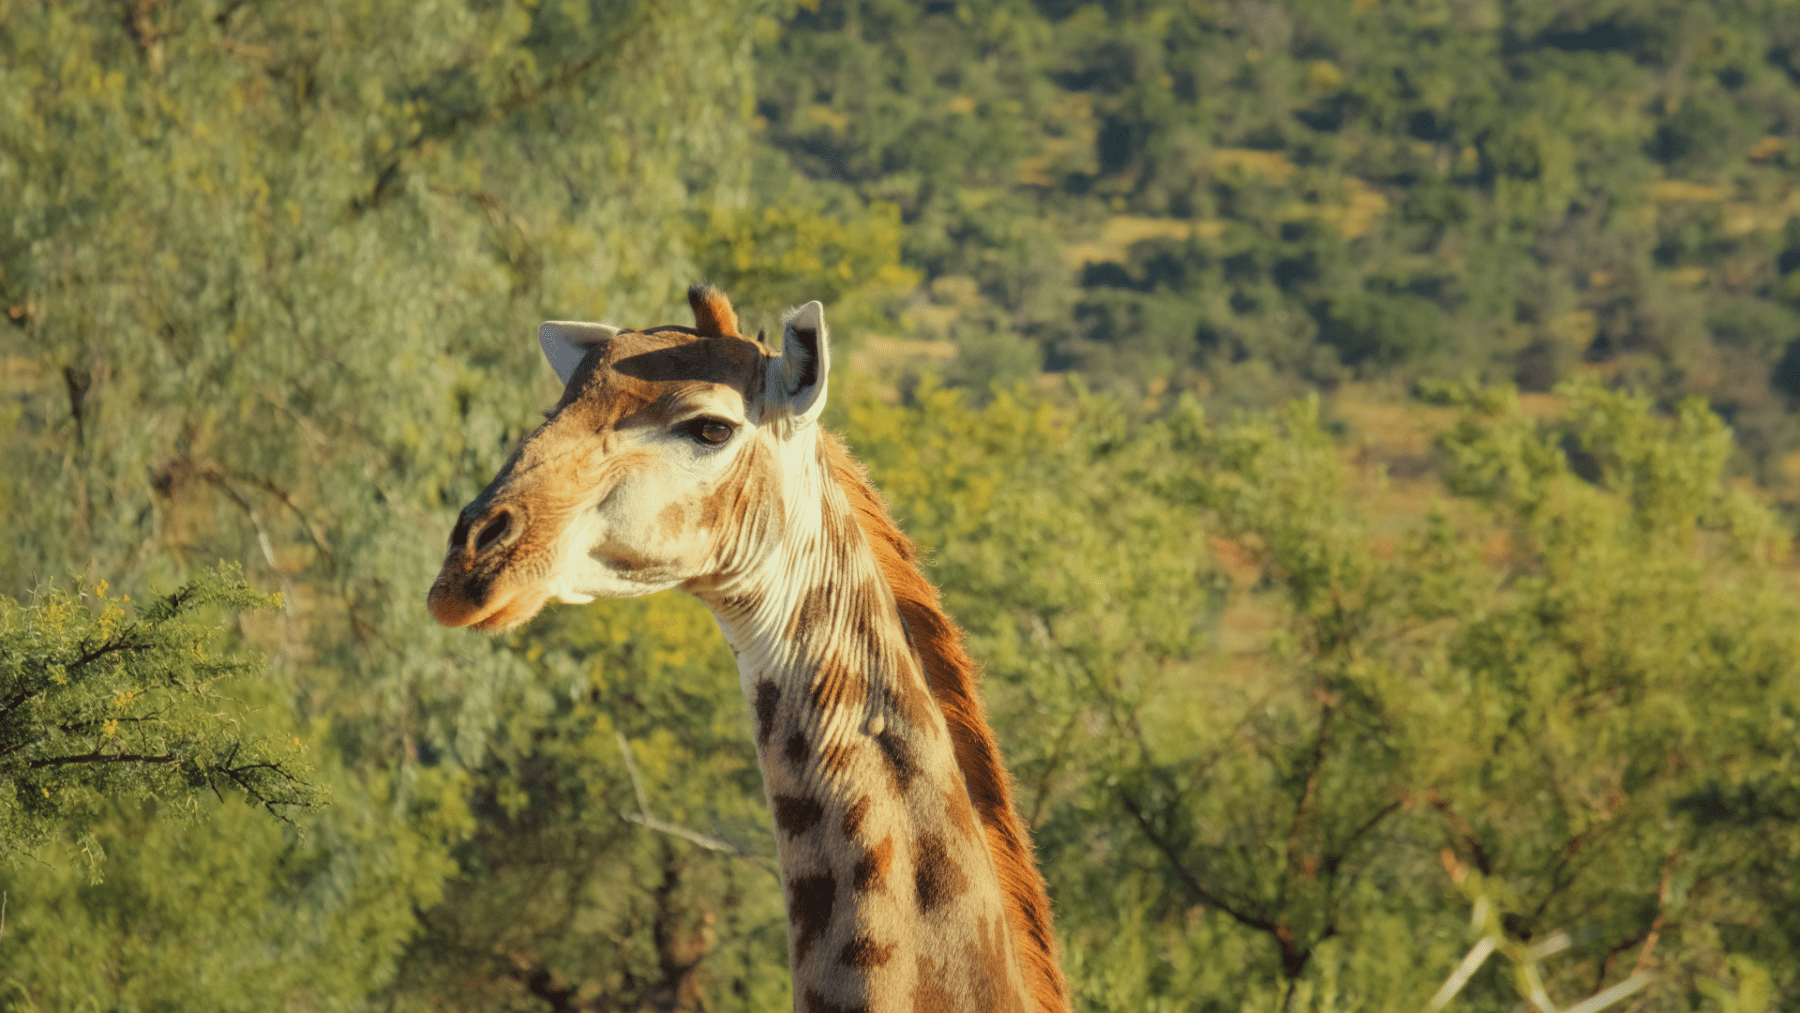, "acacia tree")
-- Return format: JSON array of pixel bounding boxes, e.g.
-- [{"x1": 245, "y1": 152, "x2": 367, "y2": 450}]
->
[{"x1": 0, "y1": 566, "x2": 320, "y2": 864}]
